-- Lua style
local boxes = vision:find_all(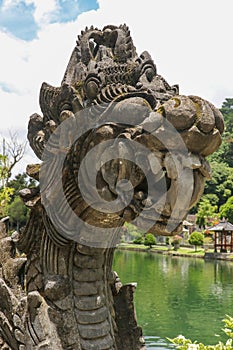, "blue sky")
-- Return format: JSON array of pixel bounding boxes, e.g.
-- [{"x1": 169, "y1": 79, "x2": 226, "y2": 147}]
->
[
  {"x1": 0, "y1": 1, "x2": 38, "y2": 40},
  {"x1": 52, "y1": 0, "x2": 99, "y2": 25},
  {"x1": 0, "y1": 0, "x2": 99, "y2": 40}
]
